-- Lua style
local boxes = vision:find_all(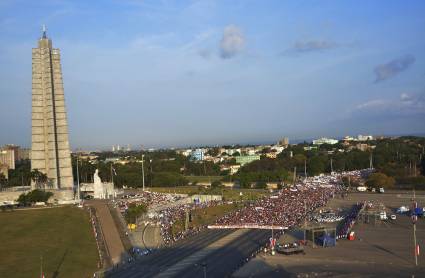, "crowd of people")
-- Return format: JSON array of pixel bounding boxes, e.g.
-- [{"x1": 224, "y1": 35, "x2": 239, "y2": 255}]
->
[
  {"x1": 116, "y1": 170, "x2": 368, "y2": 245},
  {"x1": 337, "y1": 202, "x2": 365, "y2": 239},
  {"x1": 156, "y1": 200, "x2": 224, "y2": 245},
  {"x1": 211, "y1": 170, "x2": 368, "y2": 229},
  {"x1": 212, "y1": 184, "x2": 341, "y2": 229},
  {"x1": 114, "y1": 191, "x2": 185, "y2": 214}
]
